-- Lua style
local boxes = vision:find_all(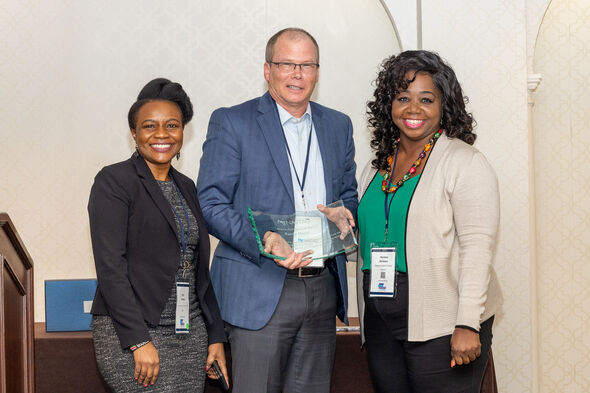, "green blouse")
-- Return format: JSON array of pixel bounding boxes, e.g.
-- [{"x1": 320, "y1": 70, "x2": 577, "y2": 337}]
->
[{"x1": 358, "y1": 172, "x2": 420, "y2": 272}]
